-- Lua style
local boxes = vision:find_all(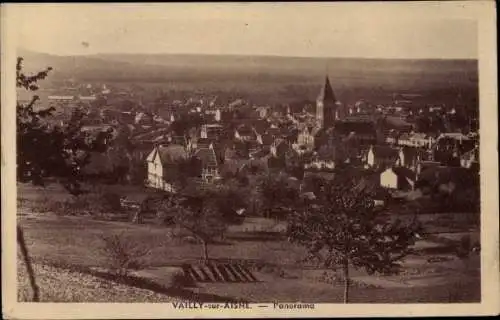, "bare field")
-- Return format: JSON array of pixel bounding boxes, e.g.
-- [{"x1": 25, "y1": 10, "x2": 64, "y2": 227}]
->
[{"x1": 17, "y1": 183, "x2": 480, "y2": 303}]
